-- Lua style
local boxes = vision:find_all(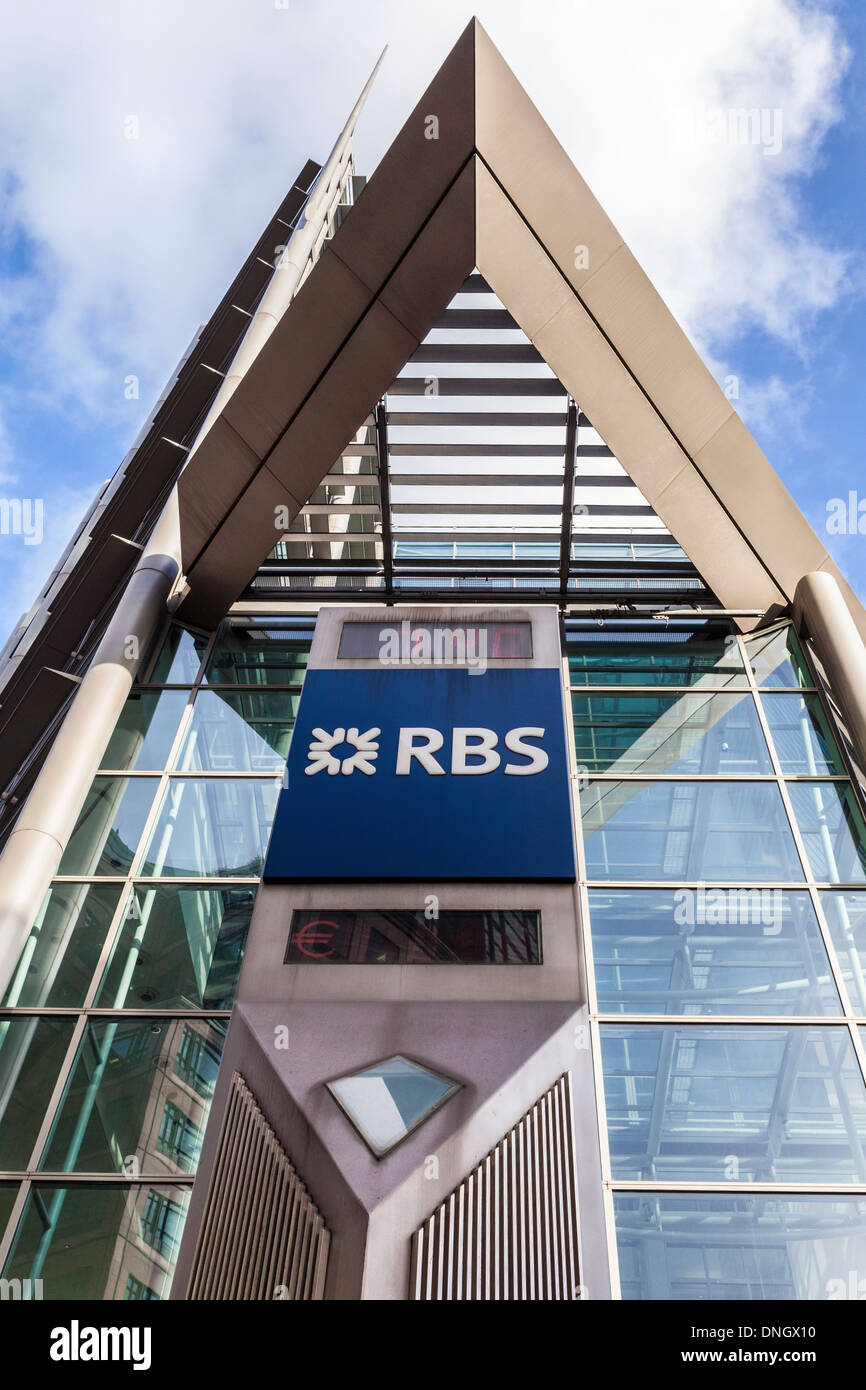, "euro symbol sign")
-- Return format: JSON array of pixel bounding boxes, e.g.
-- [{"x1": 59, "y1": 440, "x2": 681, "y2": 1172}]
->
[{"x1": 294, "y1": 920, "x2": 339, "y2": 958}]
